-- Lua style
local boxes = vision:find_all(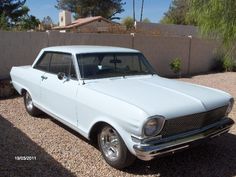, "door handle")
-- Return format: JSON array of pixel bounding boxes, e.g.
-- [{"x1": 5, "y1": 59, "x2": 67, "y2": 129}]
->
[{"x1": 41, "y1": 76, "x2": 48, "y2": 80}]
